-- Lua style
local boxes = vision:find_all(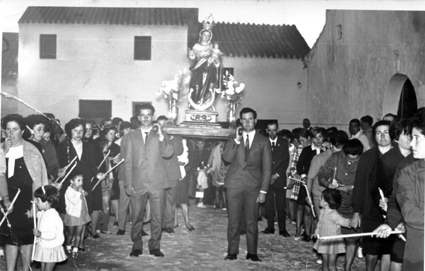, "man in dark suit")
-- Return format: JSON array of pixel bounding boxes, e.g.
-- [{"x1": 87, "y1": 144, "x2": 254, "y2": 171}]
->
[
  {"x1": 157, "y1": 116, "x2": 184, "y2": 234},
  {"x1": 262, "y1": 122, "x2": 291, "y2": 237},
  {"x1": 121, "y1": 104, "x2": 173, "y2": 257},
  {"x1": 223, "y1": 107, "x2": 272, "y2": 262}
]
